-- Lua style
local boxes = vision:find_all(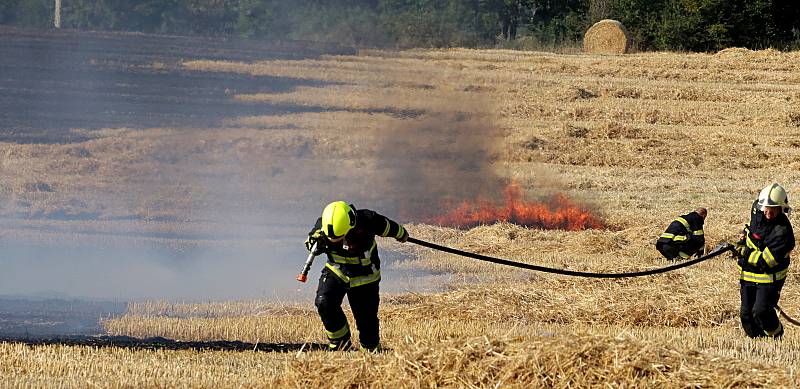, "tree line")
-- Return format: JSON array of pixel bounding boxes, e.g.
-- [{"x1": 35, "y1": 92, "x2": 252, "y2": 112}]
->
[{"x1": 1, "y1": 0, "x2": 798, "y2": 52}]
